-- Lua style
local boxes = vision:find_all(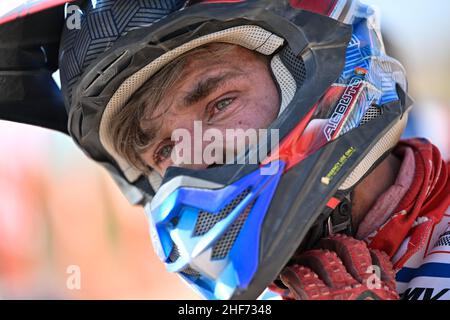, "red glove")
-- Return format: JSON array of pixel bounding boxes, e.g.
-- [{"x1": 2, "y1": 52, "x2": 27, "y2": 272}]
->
[{"x1": 270, "y1": 234, "x2": 399, "y2": 300}]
